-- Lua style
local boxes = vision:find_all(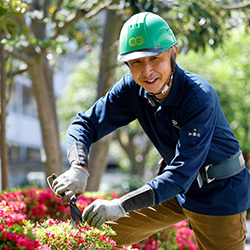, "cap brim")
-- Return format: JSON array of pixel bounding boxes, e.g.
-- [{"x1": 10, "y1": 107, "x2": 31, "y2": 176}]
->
[{"x1": 118, "y1": 47, "x2": 163, "y2": 63}]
